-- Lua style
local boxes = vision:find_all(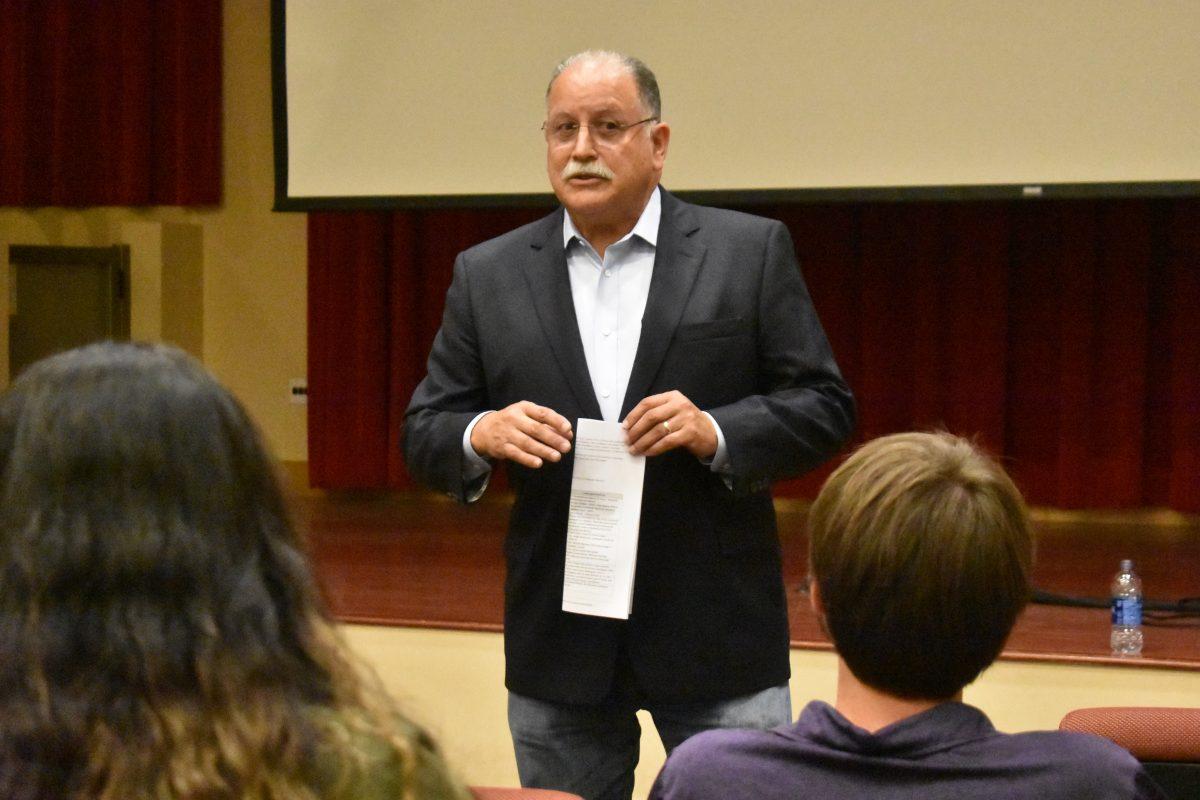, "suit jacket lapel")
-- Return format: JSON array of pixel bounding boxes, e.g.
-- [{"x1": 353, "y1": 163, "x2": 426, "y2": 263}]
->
[
  {"x1": 522, "y1": 210, "x2": 604, "y2": 419},
  {"x1": 621, "y1": 190, "x2": 705, "y2": 419}
]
